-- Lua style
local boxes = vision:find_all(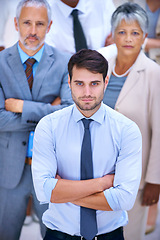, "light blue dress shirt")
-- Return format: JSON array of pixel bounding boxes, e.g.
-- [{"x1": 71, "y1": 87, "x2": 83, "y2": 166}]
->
[
  {"x1": 17, "y1": 43, "x2": 44, "y2": 157},
  {"x1": 32, "y1": 103, "x2": 142, "y2": 236},
  {"x1": 17, "y1": 42, "x2": 44, "y2": 77}
]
